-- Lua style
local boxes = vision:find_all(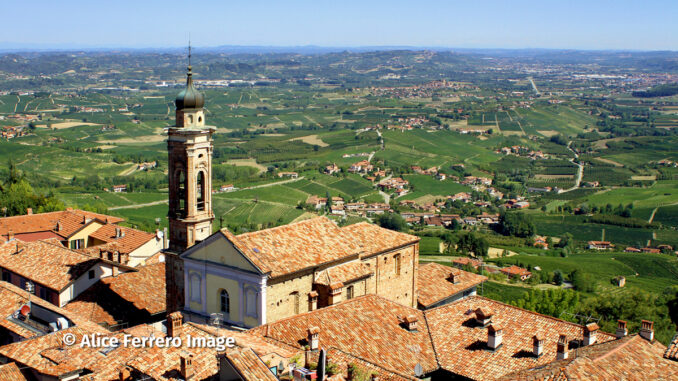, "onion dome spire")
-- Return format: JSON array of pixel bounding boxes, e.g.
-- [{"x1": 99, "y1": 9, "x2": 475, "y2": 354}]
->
[{"x1": 175, "y1": 41, "x2": 204, "y2": 110}]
